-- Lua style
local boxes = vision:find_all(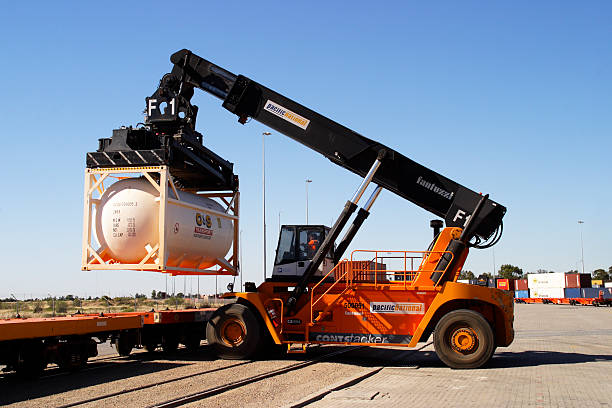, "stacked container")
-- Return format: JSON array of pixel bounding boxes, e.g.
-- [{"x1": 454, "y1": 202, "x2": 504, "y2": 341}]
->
[
  {"x1": 581, "y1": 287, "x2": 612, "y2": 299},
  {"x1": 496, "y1": 279, "x2": 515, "y2": 291},
  {"x1": 515, "y1": 290, "x2": 529, "y2": 298},
  {"x1": 564, "y1": 273, "x2": 592, "y2": 298},
  {"x1": 515, "y1": 279, "x2": 528, "y2": 291},
  {"x1": 565, "y1": 273, "x2": 591, "y2": 288},
  {"x1": 528, "y1": 273, "x2": 592, "y2": 299},
  {"x1": 528, "y1": 273, "x2": 566, "y2": 299}
]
